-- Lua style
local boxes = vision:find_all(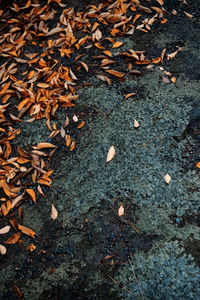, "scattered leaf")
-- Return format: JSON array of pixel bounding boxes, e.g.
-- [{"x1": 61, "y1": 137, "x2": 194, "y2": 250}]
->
[
  {"x1": 106, "y1": 146, "x2": 116, "y2": 163},
  {"x1": 18, "y1": 224, "x2": 36, "y2": 238},
  {"x1": 26, "y1": 189, "x2": 36, "y2": 204},
  {"x1": 5, "y1": 232, "x2": 21, "y2": 244},
  {"x1": 0, "y1": 244, "x2": 6, "y2": 255},
  {"x1": 134, "y1": 119, "x2": 139, "y2": 128},
  {"x1": 51, "y1": 204, "x2": 58, "y2": 220},
  {"x1": 112, "y1": 41, "x2": 123, "y2": 48},
  {"x1": 164, "y1": 173, "x2": 171, "y2": 184},
  {"x1": 118, "y1": 205, "x2": 124, "y2": 217},
  {"x1": 0, "y1": 225, "x2": 11, "y2": 234}
]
